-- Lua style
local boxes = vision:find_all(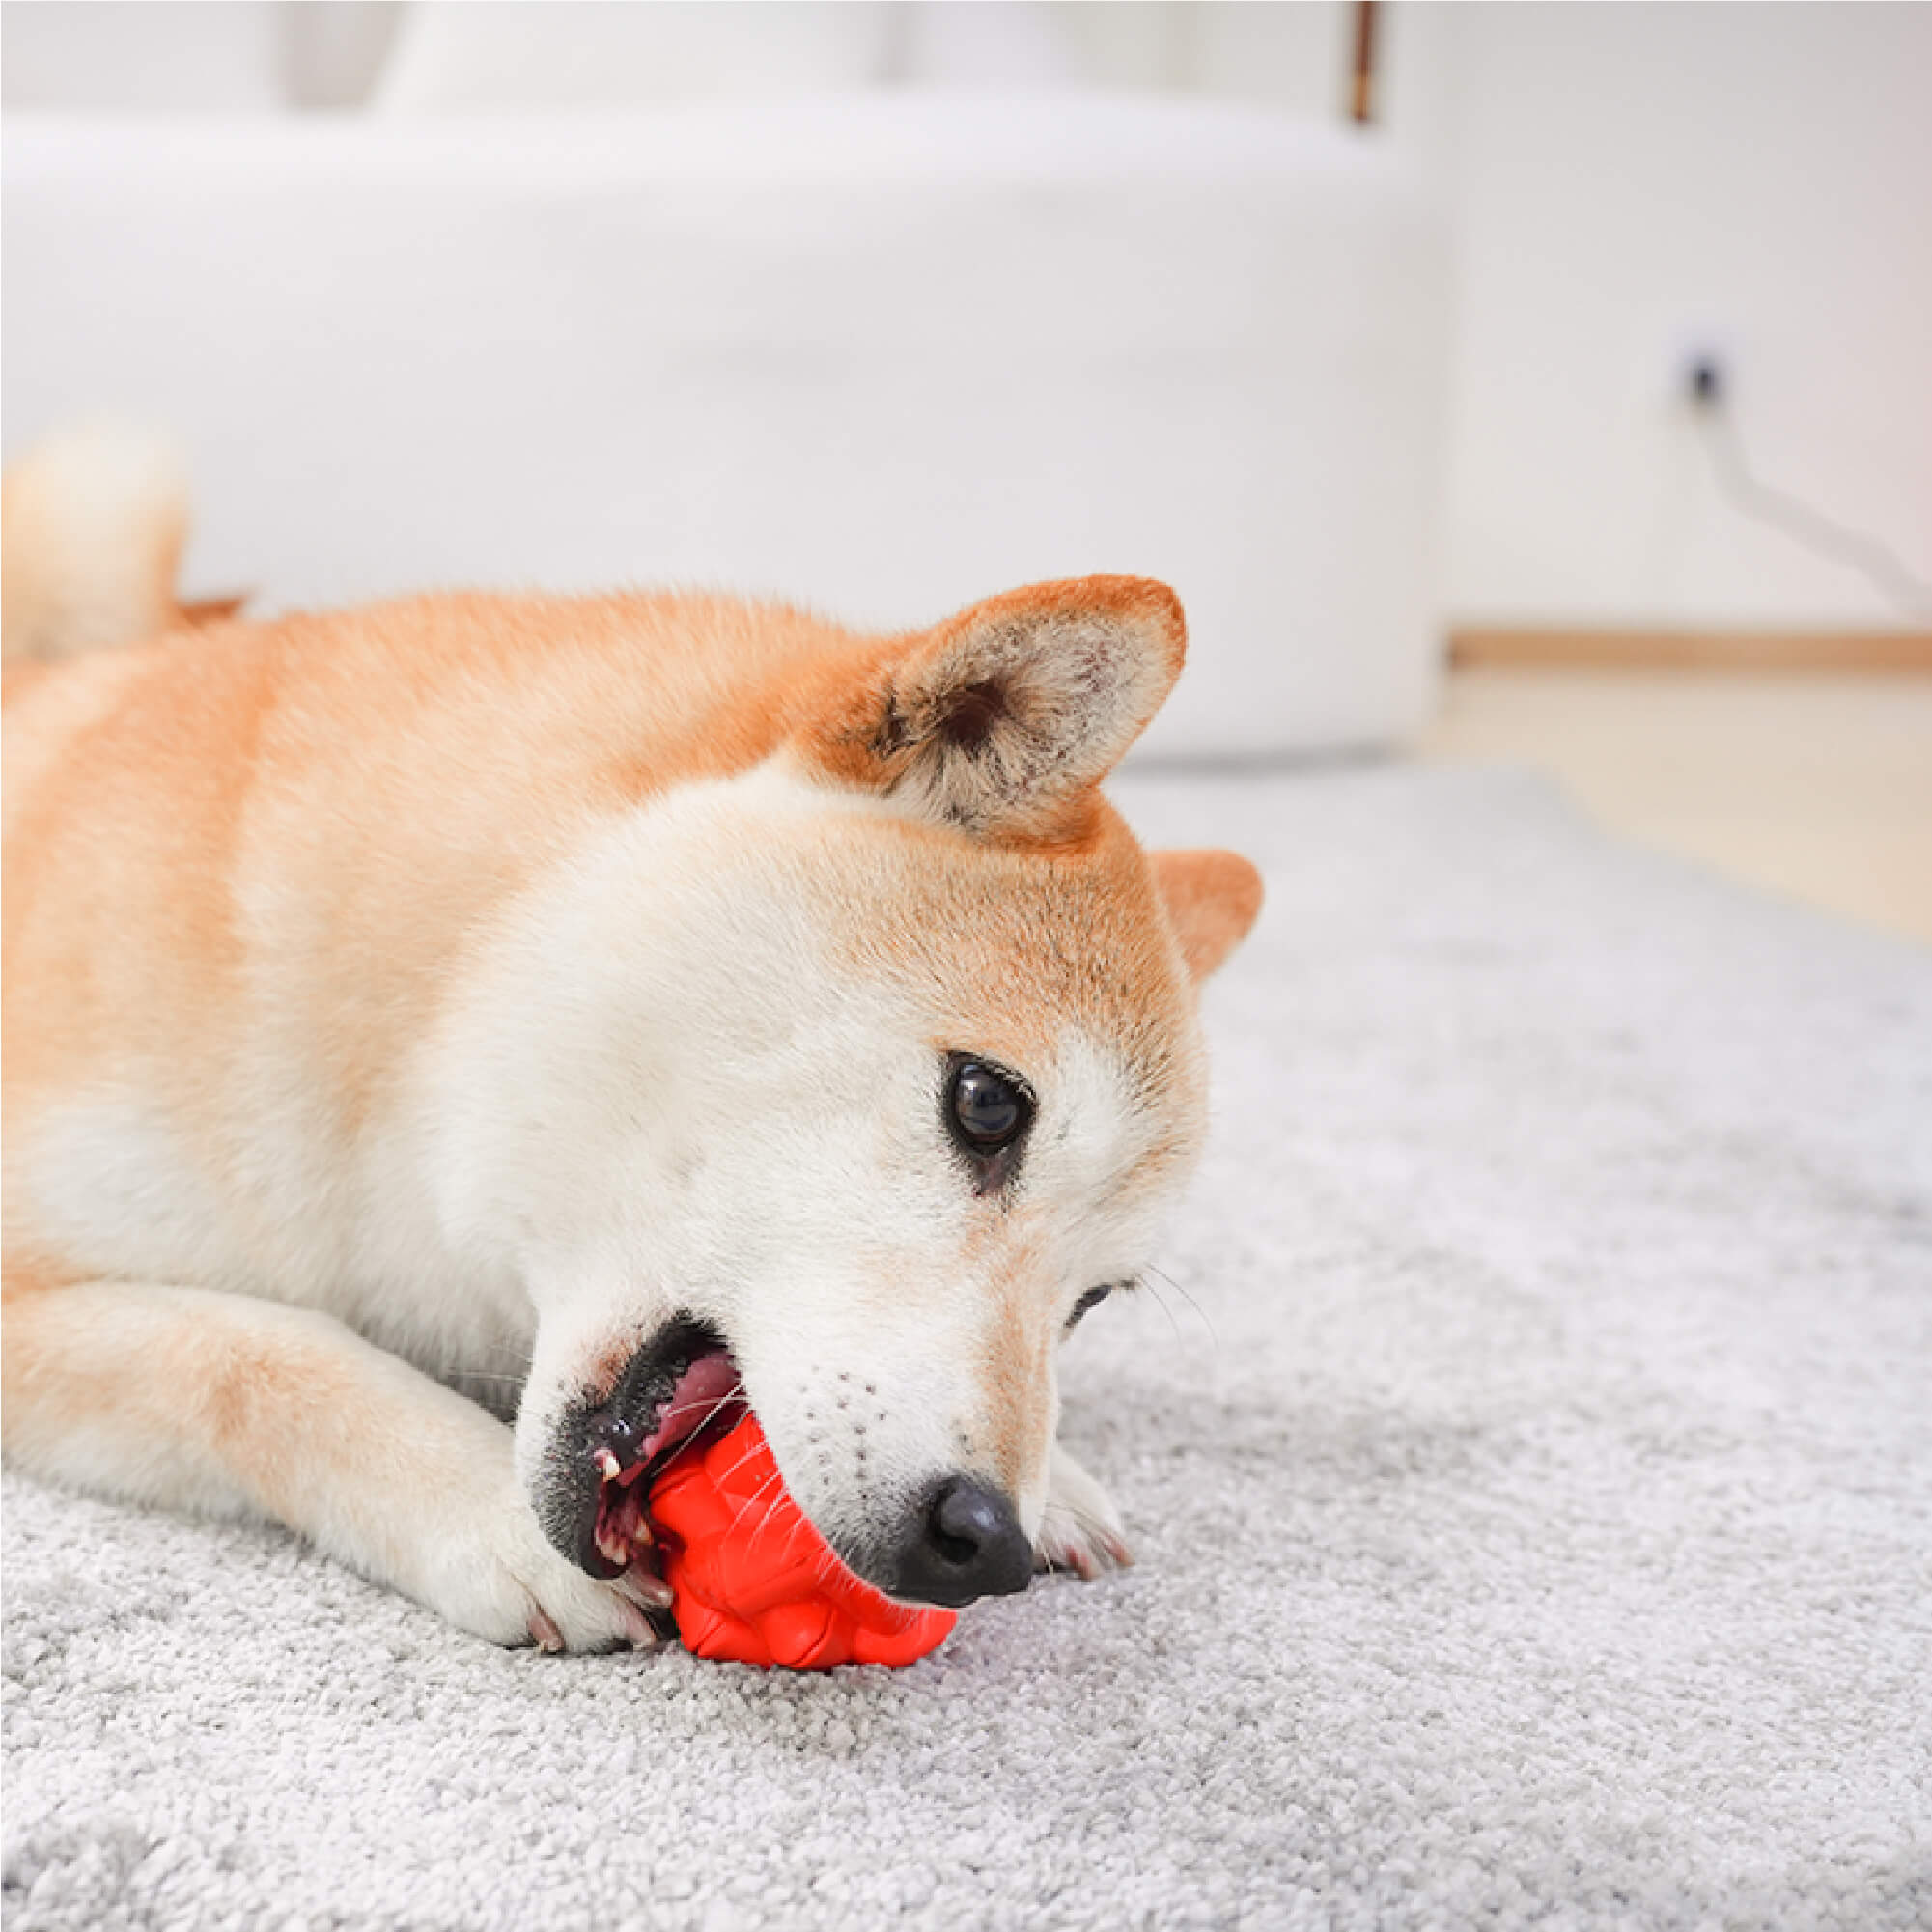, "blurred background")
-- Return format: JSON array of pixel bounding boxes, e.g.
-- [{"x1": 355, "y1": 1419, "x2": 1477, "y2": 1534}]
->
[{"x1": 5, "y1": 1, "x2": 1929, "y2": 937}]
